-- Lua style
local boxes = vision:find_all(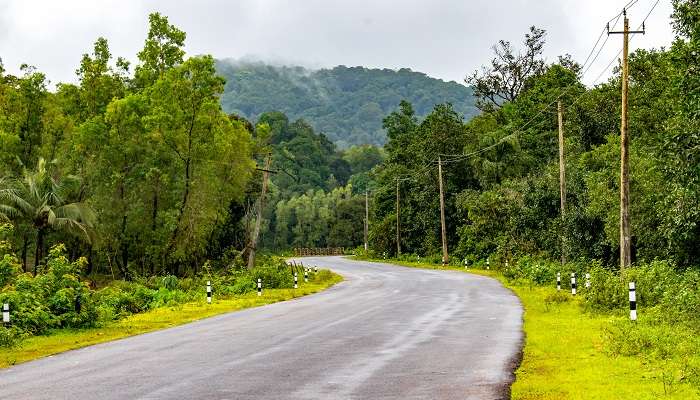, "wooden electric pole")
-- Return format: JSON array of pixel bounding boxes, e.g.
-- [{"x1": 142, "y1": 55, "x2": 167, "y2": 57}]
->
[
  {"x1": 396, "y1": 179, "x2": 401, "y2": 256},
  {"x1": 438, "y1": 156, "x2": 449, "y2": 265},
  {"x1": 364, "y1": 191, "x2": 369, "y2": 251},
  {"x1": 247, "y1": 153, "x2": 273, "y2": 269},
  {"x1": 557, "y1": 100, "x2": 566, "y2": 265},
  {"x1": 609, "y1": 9, "x2": 644, "y2": 271}
]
